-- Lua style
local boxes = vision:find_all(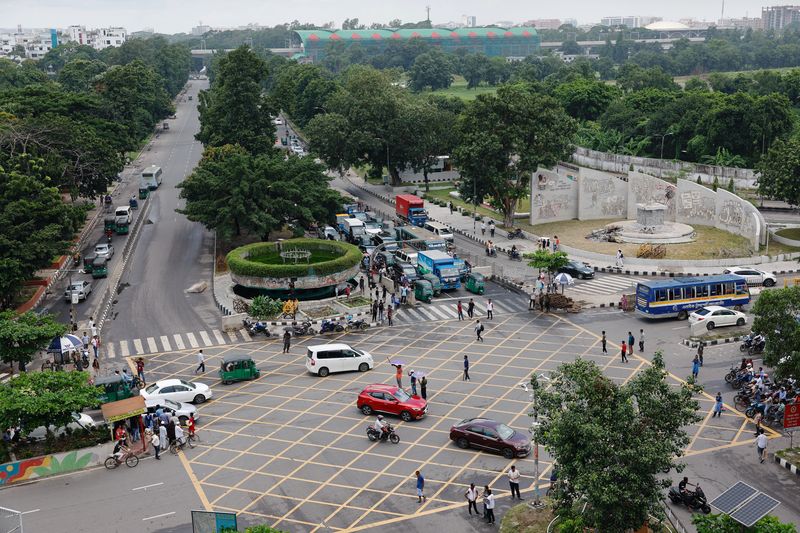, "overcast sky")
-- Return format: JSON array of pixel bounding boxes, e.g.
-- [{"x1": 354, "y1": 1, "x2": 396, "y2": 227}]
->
[{"x1": 2, "y1": 0, "x2": 768, "y2": 34}]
